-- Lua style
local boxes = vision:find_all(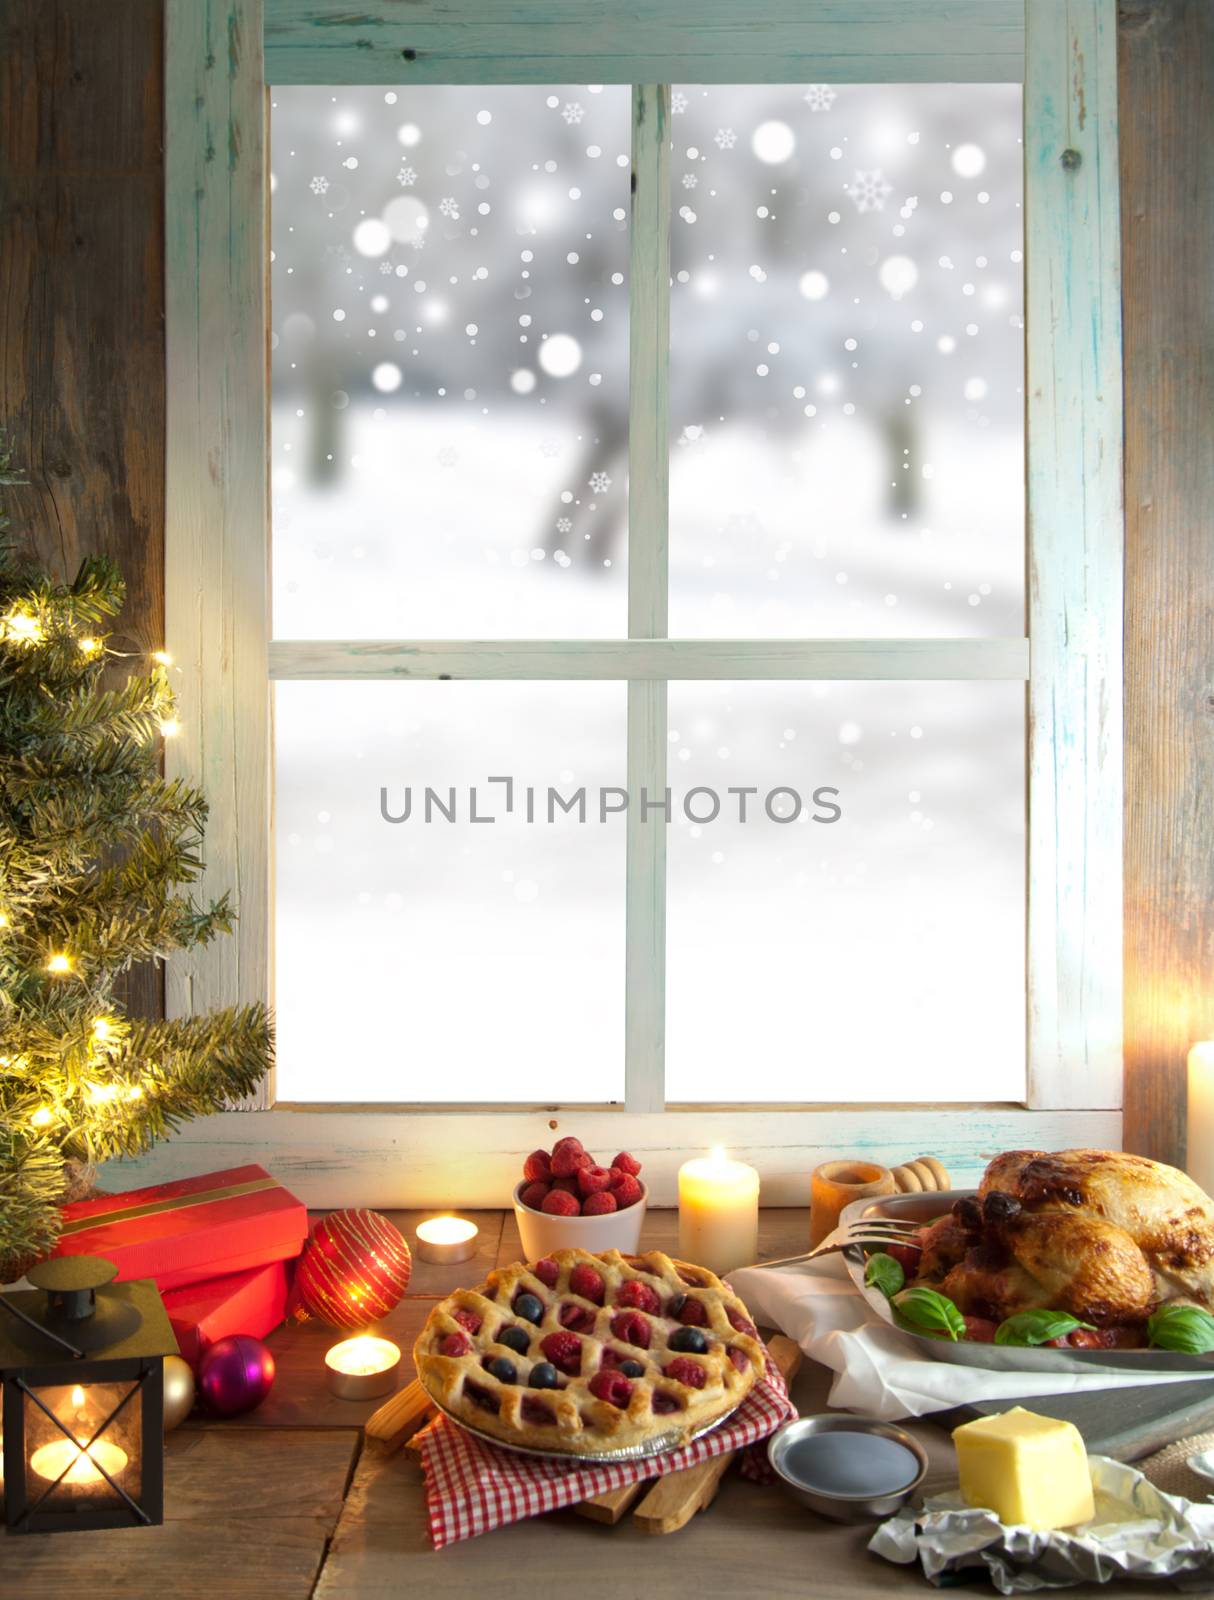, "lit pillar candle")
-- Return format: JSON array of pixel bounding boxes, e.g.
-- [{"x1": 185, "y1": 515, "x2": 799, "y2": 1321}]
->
[
  {"x1": 678, "y1": 1150, "x2": 760, "y2": 1276},
  {"x1": 1187, "y1": 1043, "x2": 1214, "y2": 1196}
]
